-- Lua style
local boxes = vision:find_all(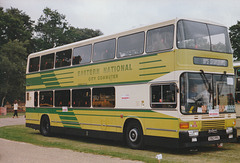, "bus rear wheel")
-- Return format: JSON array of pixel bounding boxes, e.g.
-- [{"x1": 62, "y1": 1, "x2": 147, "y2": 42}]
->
[
  {"x1": 125, "y1": 121, "x2": 144, "y2": 149},
  {"x1": 40, "y1": 116, "x2": 51, "y2": 136}
]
